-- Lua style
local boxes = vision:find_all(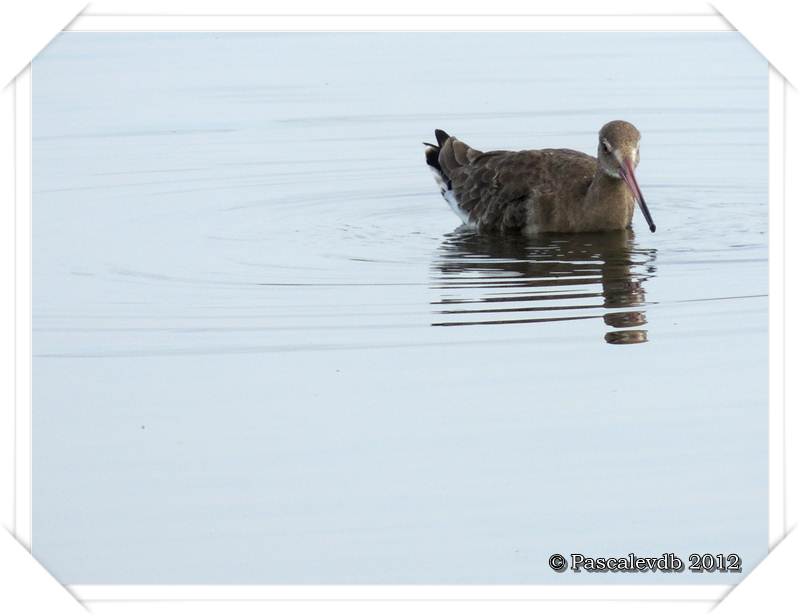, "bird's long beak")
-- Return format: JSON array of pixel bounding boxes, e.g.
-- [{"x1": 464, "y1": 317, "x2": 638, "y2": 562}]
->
[{"x1": 619, "y1": 159, "x2": 656, "y2": 233}]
